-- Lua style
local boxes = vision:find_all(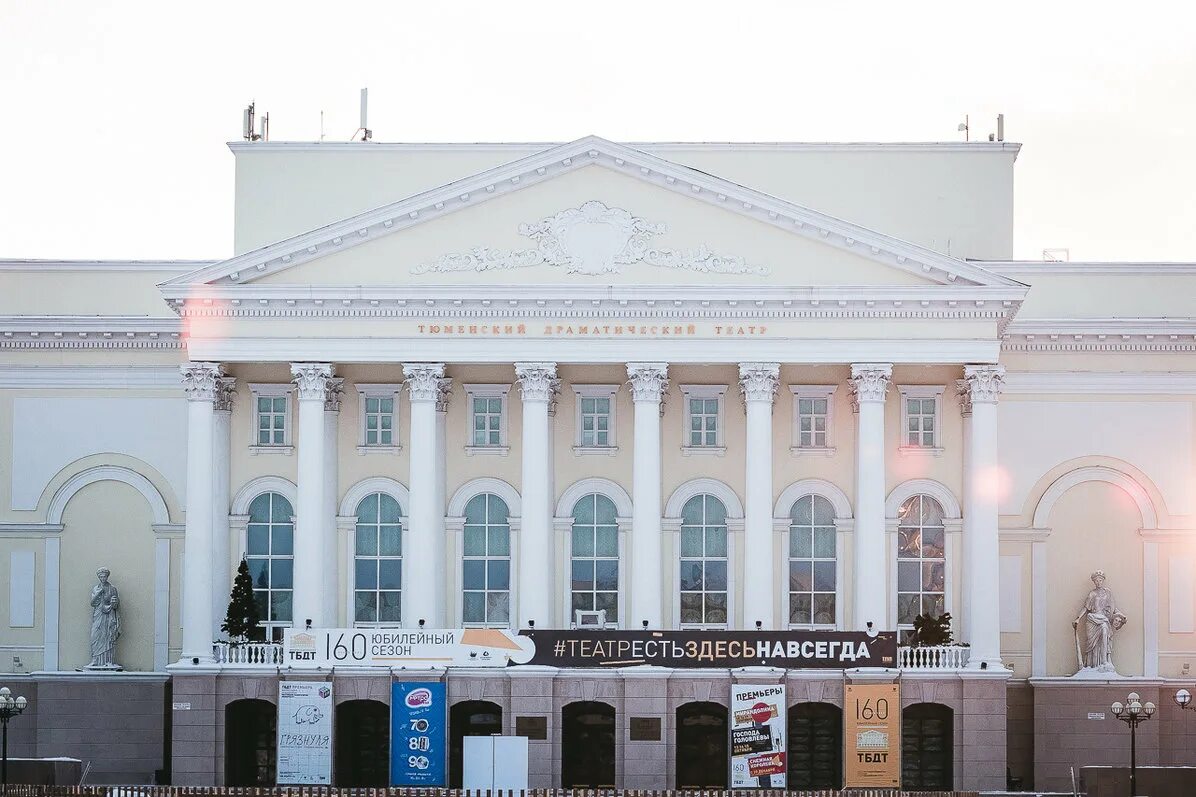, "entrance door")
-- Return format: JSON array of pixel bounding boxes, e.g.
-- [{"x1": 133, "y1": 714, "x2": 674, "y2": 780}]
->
[
  {"x1": 787, "y1": 702, "x2": 843, "y2": 789},
  {"x1": 449, "y1": 700, "x2": 503, "y2": 787},
  {"x1": 334, "y1": 699, "x2": 390, "y2": 786},
  {"x1": 676, "y1": 701, "x2": 728, "y2": 788},
  {"x1": 561, "y1": 701, "x2": 616, "y2": 787},
  {"x1": 902, "y1": 703, "x2": 954, "y2": 789},
  {"x1": 225, "y1": 699, "x2": 277, "y2": 786}
]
